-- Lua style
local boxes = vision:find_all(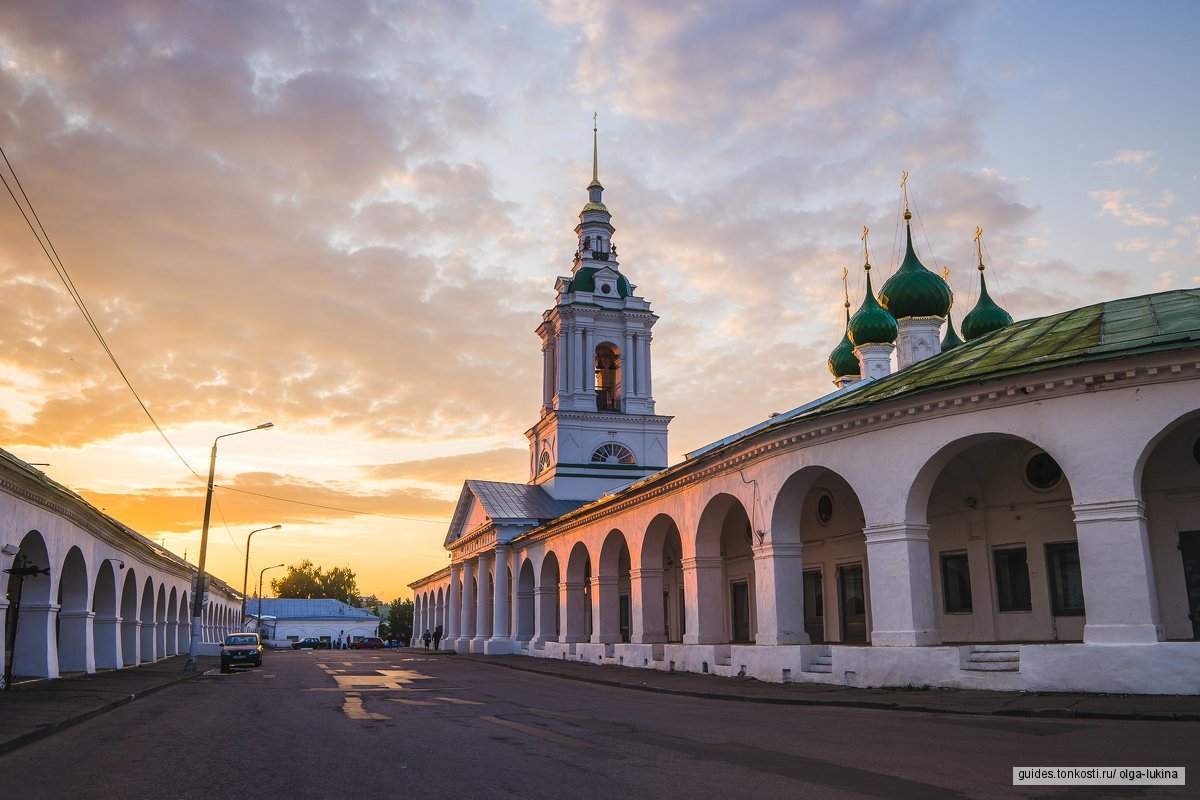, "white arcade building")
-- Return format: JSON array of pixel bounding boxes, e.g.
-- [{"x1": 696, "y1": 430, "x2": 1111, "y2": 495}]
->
[
  {"x1": 1, "y1": 451, "x2": 244, "y2": 684},
  {"x1": 410, "y1": 136, "x2": 1200, "y2": 695}
]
